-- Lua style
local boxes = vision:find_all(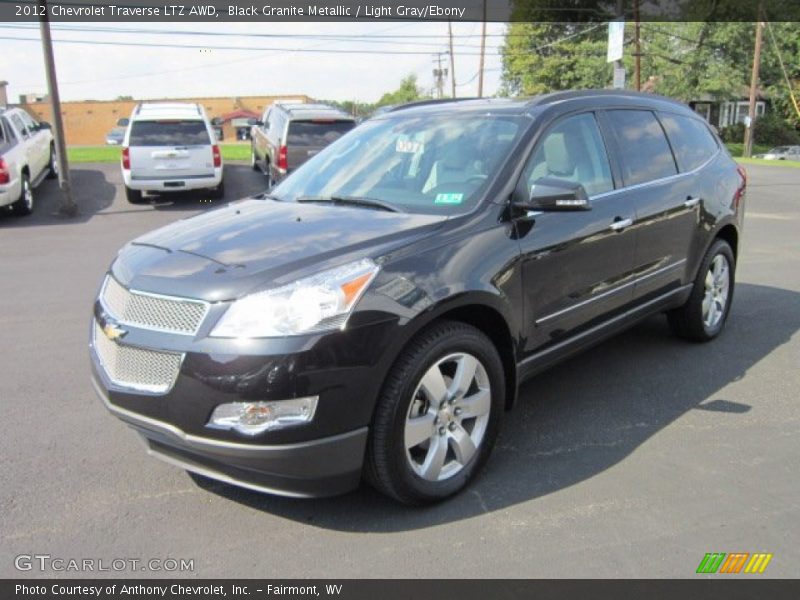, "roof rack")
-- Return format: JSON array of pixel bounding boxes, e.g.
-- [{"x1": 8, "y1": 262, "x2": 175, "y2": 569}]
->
[{"x1": 387, "y1": 97, "x2": 480, "y2": 112}]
